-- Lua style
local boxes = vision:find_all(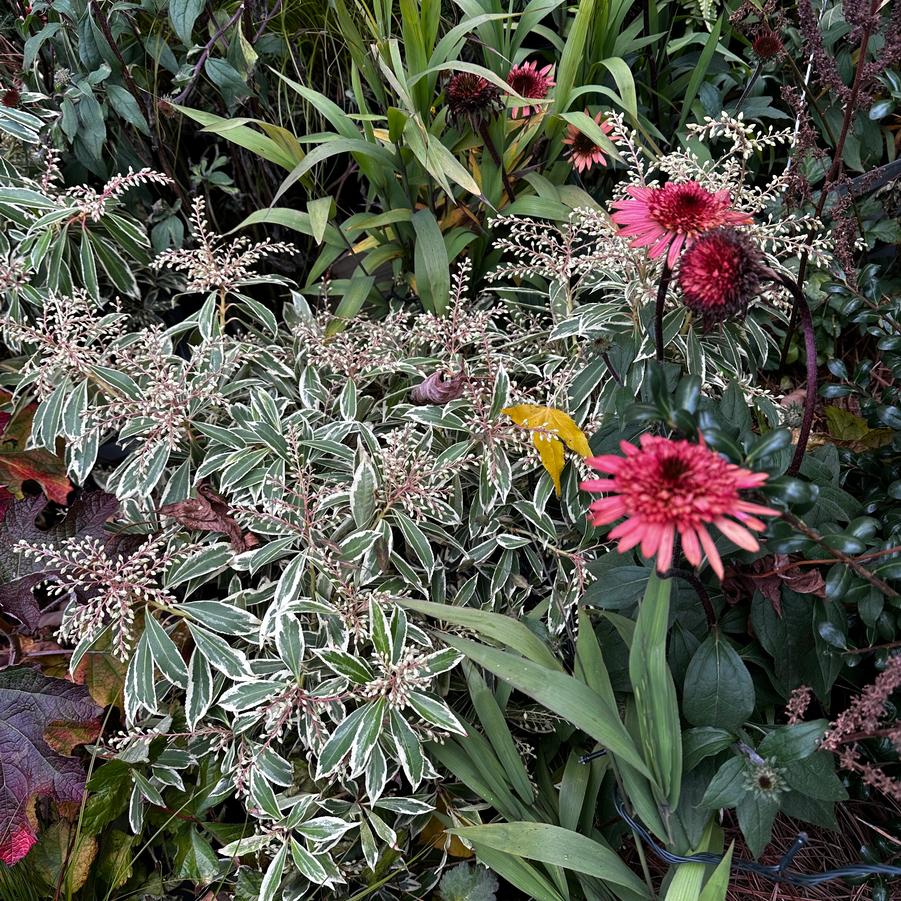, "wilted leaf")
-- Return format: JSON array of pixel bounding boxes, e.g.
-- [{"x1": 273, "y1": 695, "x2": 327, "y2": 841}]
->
[
  {"x1": 418, "y1": 796, "x2": 473, "y2": 858},
  {"x1": 73, "y1": 629, "x2": 129, "y2": 707},
  {"x1": 502, "y1": 404, "x2": 590, "y2": 494},
  {"x1": 824, "y1": 406, "x2": 893, "y2": 451},
  {"x1": 410, "y1": 371, "x2": 466, "y2": 405},
  {"x1": 727, "y1": 555, "x2": 826, "y2": 616},
  {"x1": 0, "y1": 668, "x2": 102, "y2": 864},
  {"x1": 161, "y1": 482, "x2": 258, "y2": 551},
  {"x1": 28, "y1": 820, "x2": 97, "y2": 894}
]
